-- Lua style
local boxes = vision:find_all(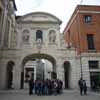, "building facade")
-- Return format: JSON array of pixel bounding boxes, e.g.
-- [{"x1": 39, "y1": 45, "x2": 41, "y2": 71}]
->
[
  {"x1": 0, "y1": 0, "x2": 17, "y2": 48},
  {"x1": 0, "y1": 11, "x2": 78, "y2": 90},
  {"x1": 64, "y1": 5, "x2": 100, "y2": 90},
  {"x1": 14, "y1": 12, "x2": 77, "y2": 89},
  {"x1": 0, "y1": 0, "x2": 17, "y2": 89},
  {"x1": 1, "y1": 3, "x2": 100, "y2": 91}
]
